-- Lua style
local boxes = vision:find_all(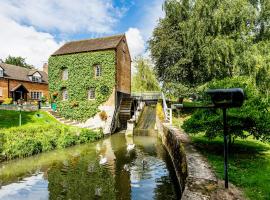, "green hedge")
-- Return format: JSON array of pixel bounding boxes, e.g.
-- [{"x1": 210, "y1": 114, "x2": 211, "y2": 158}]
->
[
  {"x1": 48, "y1": 50, "x2": 116, "y2": 121},
  {"x1": 0, "y1": 124, "x2": 102, "y2": 160},
  {"x1": 183, "y1": 76, "x2": 270, "y2": 142}
]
